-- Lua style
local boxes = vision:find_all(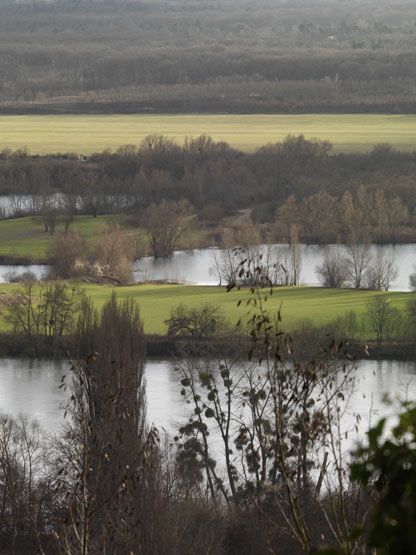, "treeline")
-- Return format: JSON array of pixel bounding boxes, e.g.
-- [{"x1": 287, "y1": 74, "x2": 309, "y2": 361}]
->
[
  {"x1": 2, "y1": 0, "x2": 416, "y2": 111},
  {"x1": 1, "y1": 136, "x2": 416, "y2": 243}
]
